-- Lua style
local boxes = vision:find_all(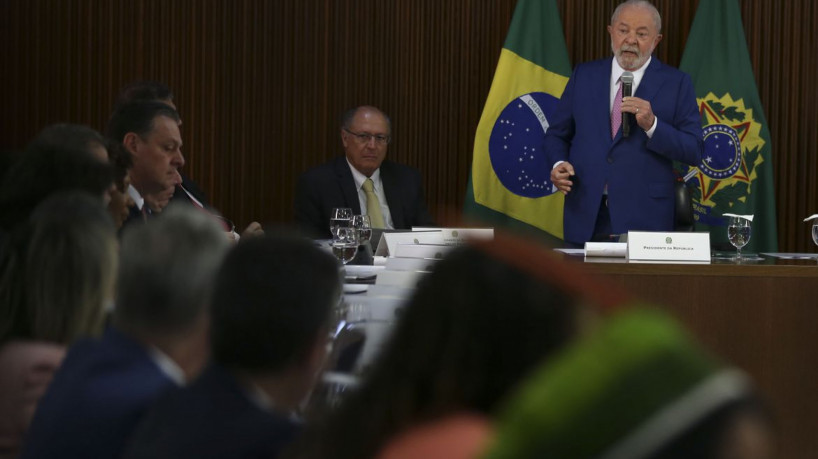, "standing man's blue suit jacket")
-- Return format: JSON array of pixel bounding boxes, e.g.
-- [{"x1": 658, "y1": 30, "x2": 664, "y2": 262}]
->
[
  {"x1": 545, "y1": 57, "x2": 703, "y2": 245},
  {"x1": 22, "y1": 328, "x2": 177, "y2": 459}
]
